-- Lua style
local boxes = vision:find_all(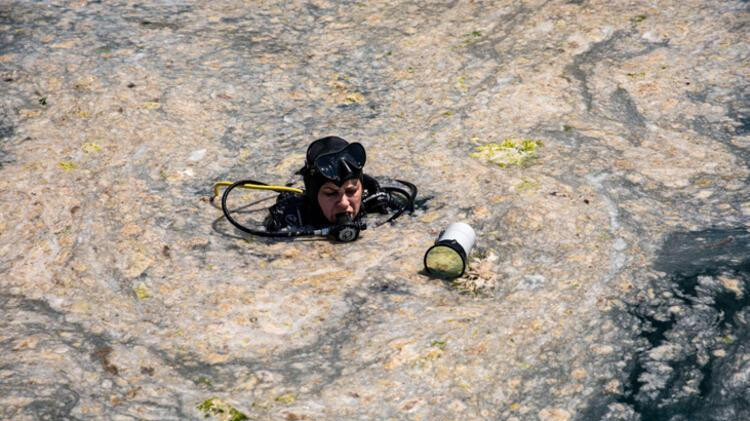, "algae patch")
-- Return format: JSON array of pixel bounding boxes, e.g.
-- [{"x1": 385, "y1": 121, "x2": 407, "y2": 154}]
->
[
  {"x1": 82, "y1": 142, "x2": 102, "y2": 153},
  {"x1": 274, "y1": 393, "x2": 296, "y2": 404},
  {"x1": 58, "y1": 161, "x2": 77, "y2": 171},
  {"x1": 455, "y1": 76, "x2": 468, "y2": 92},
  {"x1": 455, "y1": 30, "x2": 483, "y2": 49},
  {"x1": 515, "y1": 177, "x2": 540, "y2": 192},
  {"x1": 430, "y1": 340, "x2": 447, "y2": 350},
  {"x1": 470, "y1": 139, "x2": 541, "y2": 168},
  {"x1": 197, "y1": 398, "x2": 249, "y2": 421},
  {"x1": 133, "y1": 282, "x2": 151, "y2": 300},
  {"x1": 344, "y1": 92, "x2": 365, "y2": 104}
]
